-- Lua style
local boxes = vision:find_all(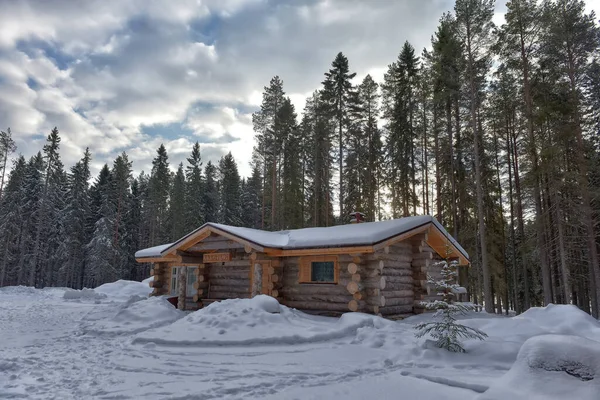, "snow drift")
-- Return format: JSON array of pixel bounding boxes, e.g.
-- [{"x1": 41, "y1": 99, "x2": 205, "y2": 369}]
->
[
  {"x1": 133, "y1": 295, "x2": 392, "y2": 346},
  {"x1": 479, "y1": 335, "x2": 600, "y2": 400},
  {"x1": 94, "y1": 279, "x2": 152, "y2": 302},
  {"x1": 80, "y1": 296, "x2": 184, "y2": 336}
]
